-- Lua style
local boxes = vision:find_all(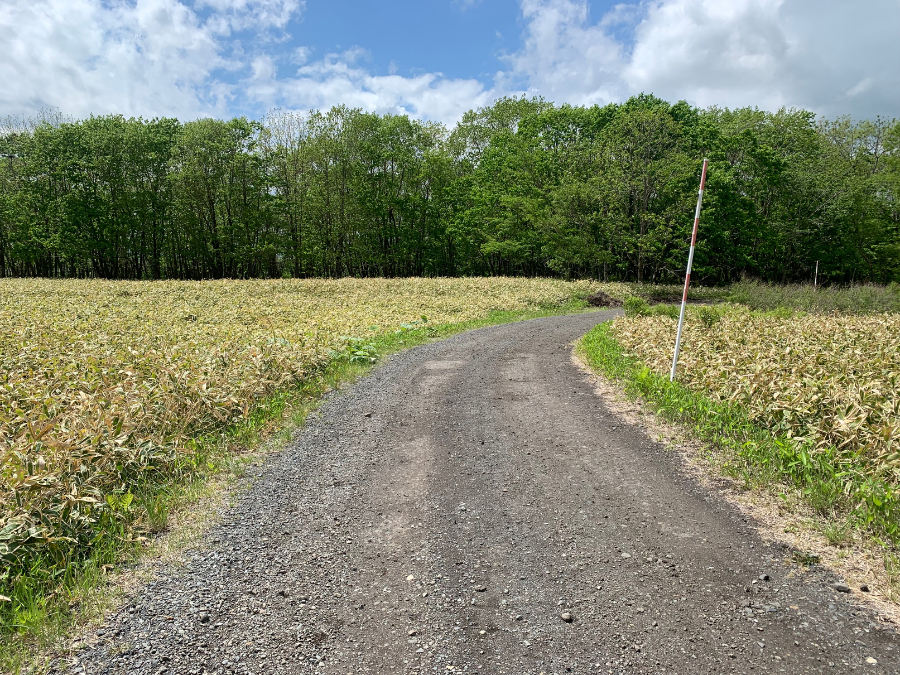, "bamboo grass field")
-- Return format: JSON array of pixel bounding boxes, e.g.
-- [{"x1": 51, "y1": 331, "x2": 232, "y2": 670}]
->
[
  {"x1": 613, "y1": 307, "x2": 900, "y2": 467},
  {"x1": 604, "y1": 303, "x2": 900, "y2": 541},
  {"x1": 0, "y1": 277, "x2": 603, "y2": 592}
]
